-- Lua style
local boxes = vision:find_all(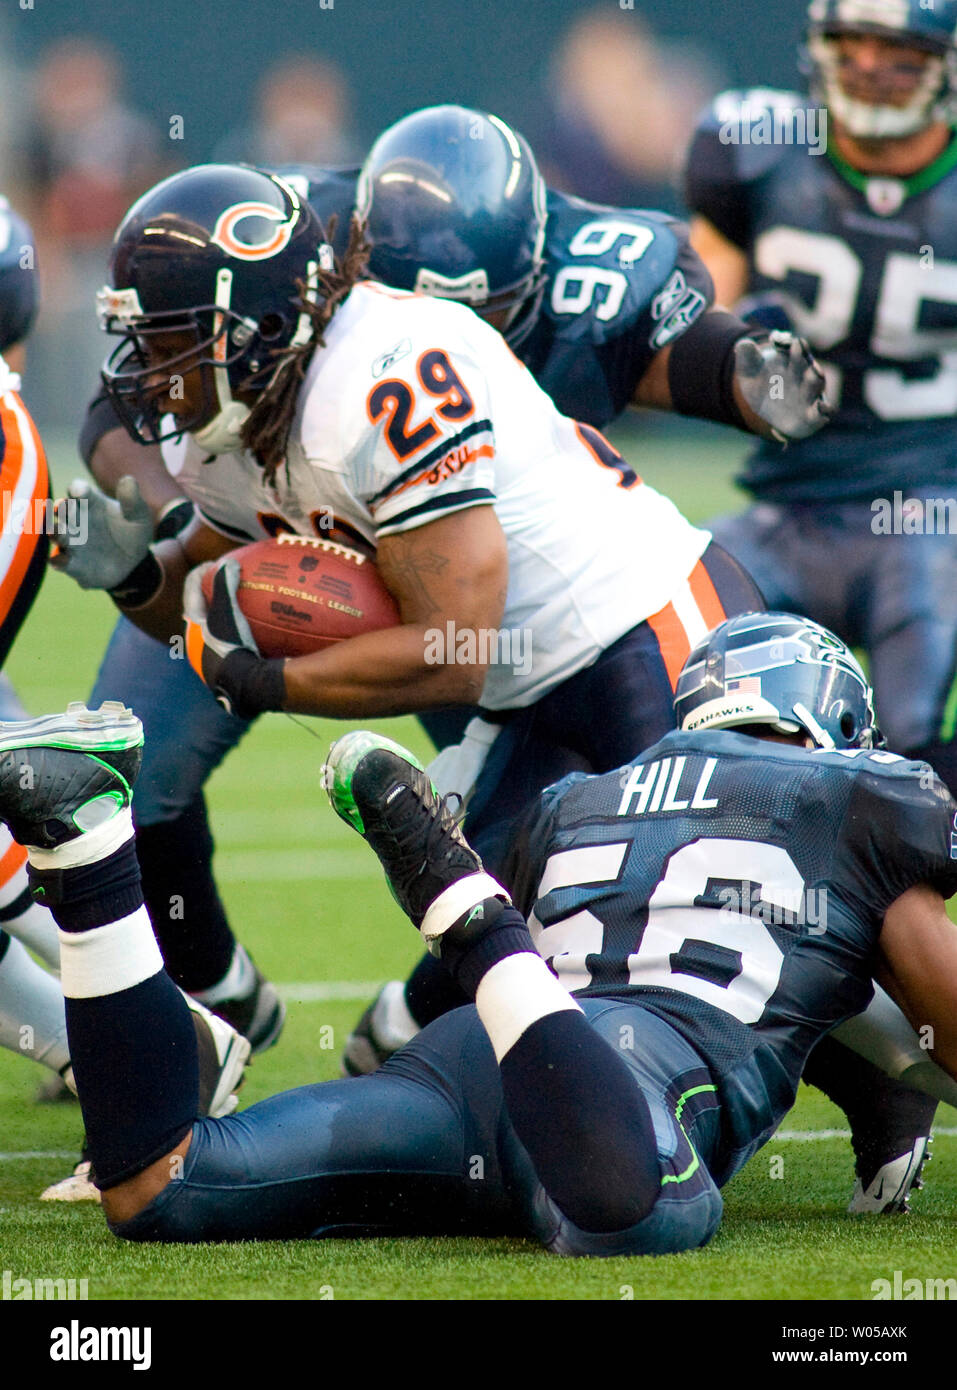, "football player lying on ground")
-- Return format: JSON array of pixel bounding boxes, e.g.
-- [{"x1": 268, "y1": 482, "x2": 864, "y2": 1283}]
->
[
  {"x1": 69, "y1": 112, "x2": 829, "y2": 1064},
  {"x1": 7, "y1": 613, "x2": 957, "y2": 1251}
]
